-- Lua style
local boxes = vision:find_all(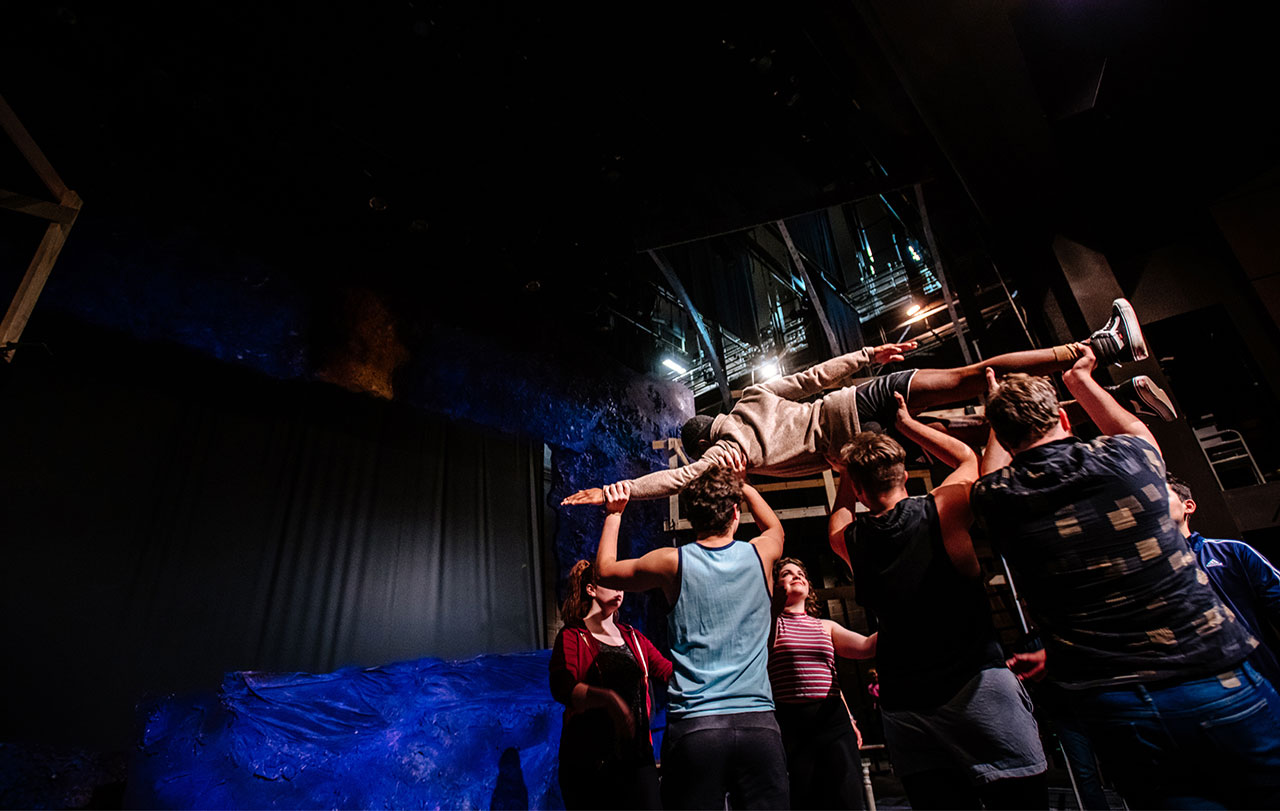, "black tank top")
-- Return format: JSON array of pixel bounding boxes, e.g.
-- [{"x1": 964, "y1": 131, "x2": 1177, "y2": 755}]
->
[{"x1": 848, "y1": 493, "x2": 1004, "y2": 711}]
